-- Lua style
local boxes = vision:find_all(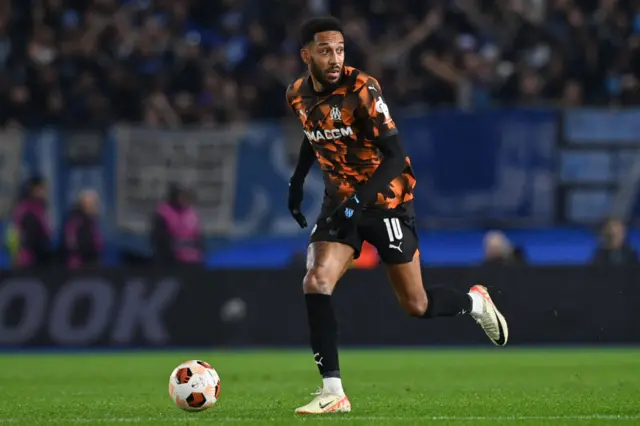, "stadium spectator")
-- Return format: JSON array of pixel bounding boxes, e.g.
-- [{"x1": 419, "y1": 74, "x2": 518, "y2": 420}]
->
[
  {"x1": 591, "y1": 219, "x2": 638, "y2": 265},
  {"x1": 482, "y1": 230, "x2": 525, "y2": 265},
  {"x1": 2, "y1": 0, "x2": 640, "y2": 129},
  {"x1": 151, "y1": 183, "x2": 204, "y2": 265},
  {"x1": 62, "y1": 189, "x2": 103, "y2": 269},
  {"x1": 9, "y1": 176, "x2": 53, "y2": 268}
]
